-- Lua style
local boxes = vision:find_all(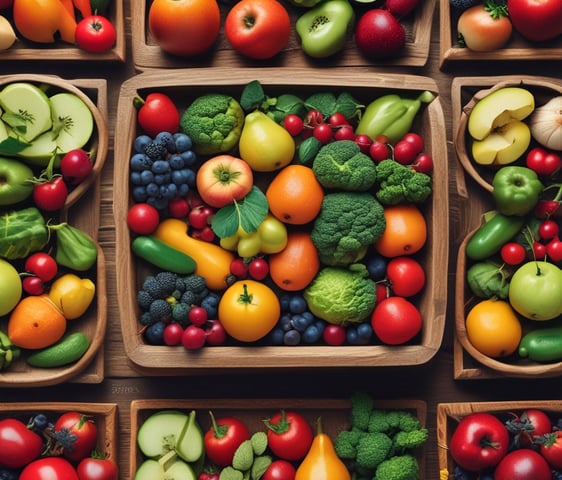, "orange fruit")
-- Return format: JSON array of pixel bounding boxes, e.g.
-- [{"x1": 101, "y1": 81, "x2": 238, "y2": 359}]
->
[
  {"x1": 7, "y1": 294, "x2": 66, "y2": 350},
  {"x1": 374, "y1": 204, "x2": 427, "y2": 258},
  {"x1": 266, "y1": 164, "x2": 324, "y2": 225},
  {"x1": 269, "y1": 231, "x2": 320, "y2": 291}
]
